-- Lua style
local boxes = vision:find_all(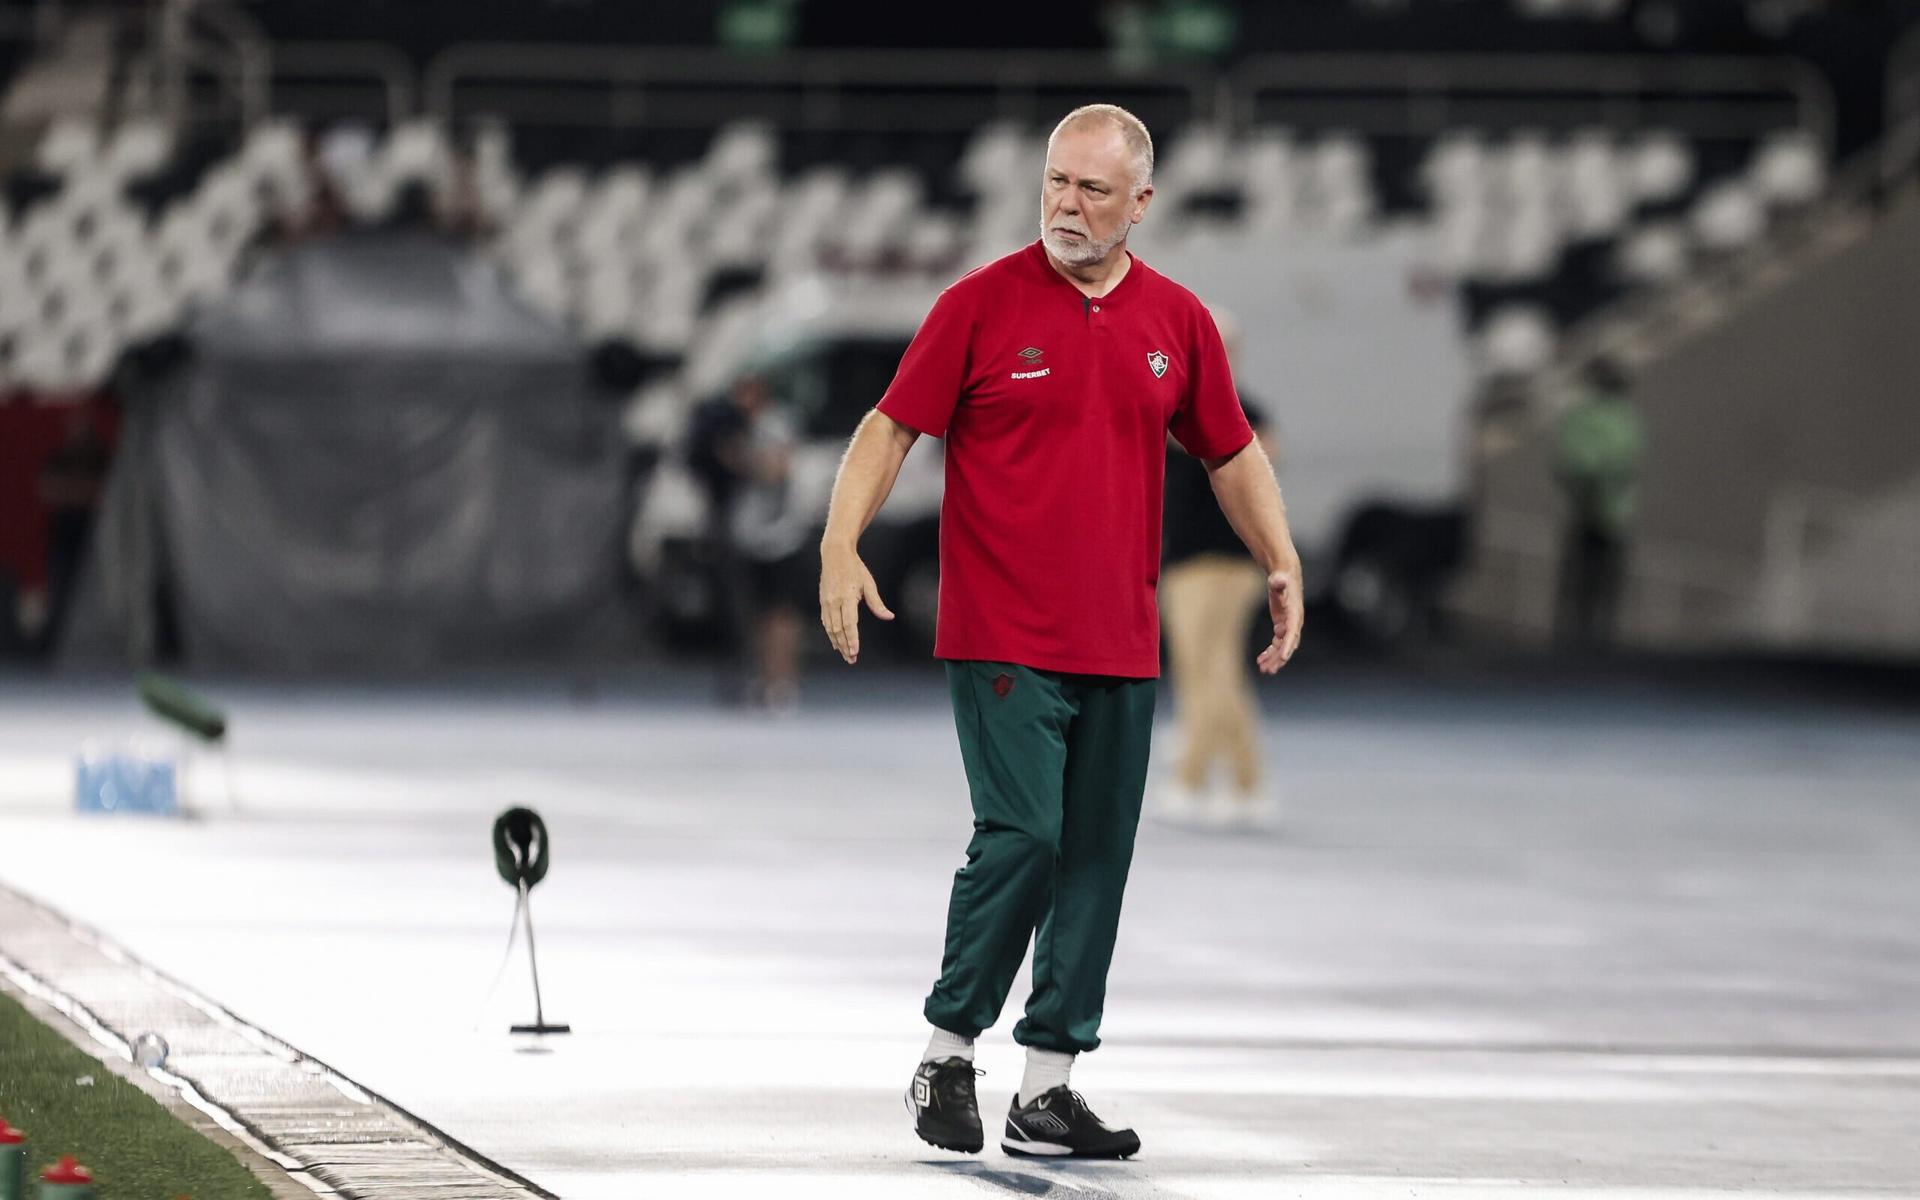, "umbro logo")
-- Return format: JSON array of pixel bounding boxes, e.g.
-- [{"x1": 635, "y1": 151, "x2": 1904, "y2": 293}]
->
[
  {"x1": 1012, "y1": 346, "x2": 1049, "y2": 380},
  {"x1": 1018, "y1": 346, "x2": 1045, "y2": 364},
  {"x1": 1026, "y1": 1110, "x2": 1071, "y2": 1136},
  {"x1": 913, "y1": 1078, "x2": 930, "y2": 1107}
]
